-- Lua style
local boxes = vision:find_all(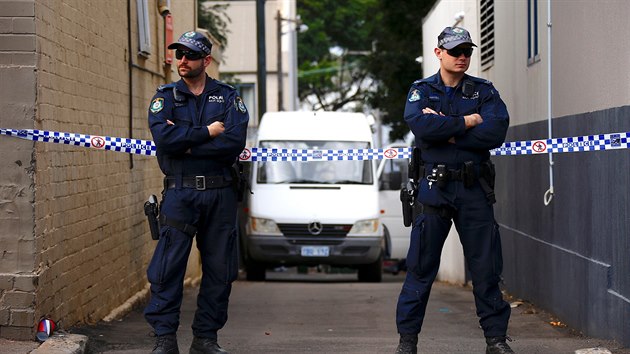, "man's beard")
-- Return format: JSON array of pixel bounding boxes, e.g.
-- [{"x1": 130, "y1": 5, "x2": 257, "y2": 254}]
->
[{"x1": 178, "y1": 65, "x2": 204, "y2": 78}]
